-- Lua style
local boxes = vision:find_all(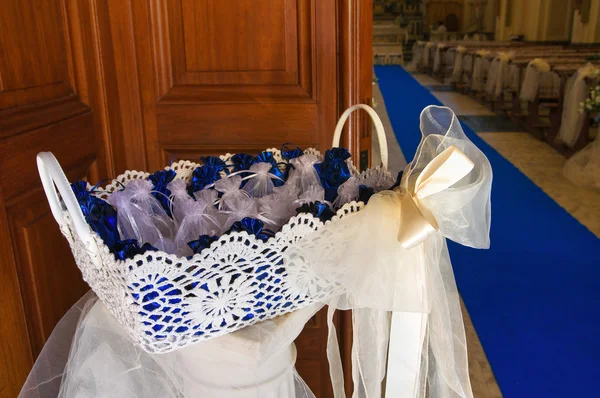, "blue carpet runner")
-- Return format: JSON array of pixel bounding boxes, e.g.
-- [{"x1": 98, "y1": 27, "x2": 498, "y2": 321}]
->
[{"x1": 375, "y1": 66, "x2": 600, "y2": 398}]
